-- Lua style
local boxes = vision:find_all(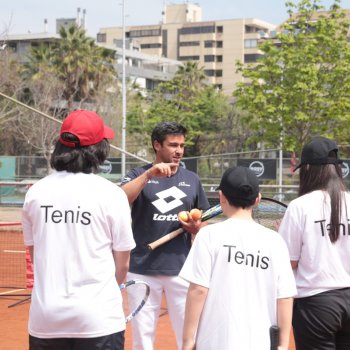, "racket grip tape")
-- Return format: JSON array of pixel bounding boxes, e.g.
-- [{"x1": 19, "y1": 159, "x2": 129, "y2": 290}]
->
[{"x1": 270, "y1": 325, "x2": 280, "y2": 350}]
